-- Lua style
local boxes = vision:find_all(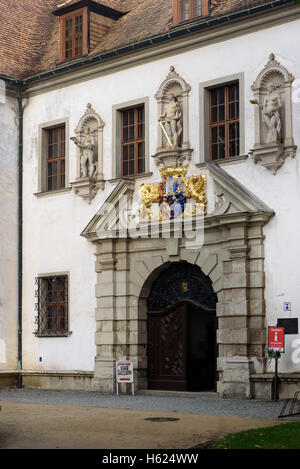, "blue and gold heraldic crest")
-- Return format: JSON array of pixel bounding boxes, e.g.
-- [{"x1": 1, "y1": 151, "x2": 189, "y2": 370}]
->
[{"x1": 139, "y1": 165, "x2": 207, "y2": 221}]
